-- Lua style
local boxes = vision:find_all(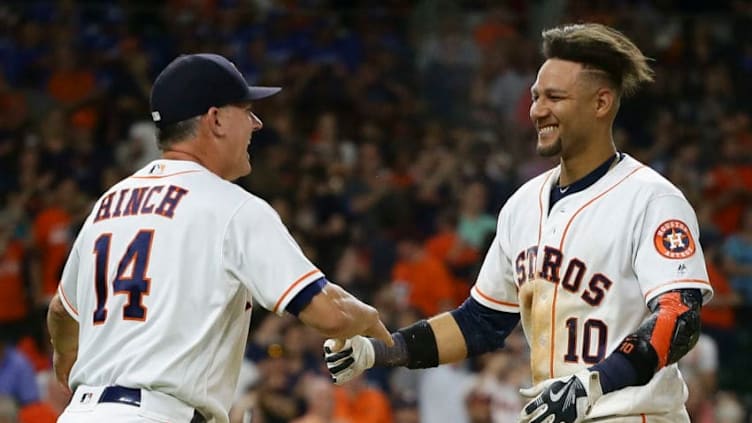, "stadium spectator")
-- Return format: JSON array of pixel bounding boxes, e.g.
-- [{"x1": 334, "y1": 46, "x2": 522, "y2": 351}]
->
[
  {"x1": 391, "y1": 233, "x2": 457, "y2": 318},
  {"x1": 0, "y1": 396, "x2": 18, "y2": 423},
  {"x1": 0, "y1": 339, "x2": 56, "y2": 423},
  {"x1": 0, "y1": 217, "x2": 29, "y2": 344},
  {"x1": 332, "y1": 374, "x2": 393, "y2": 423},
  {"x1": 681, "y1": 334, "x2": 719, "y2": 423},
  {"x1": 722, "y1": 207, "x2": 752, "y2": 304},
  {"x1": 290, "y1": 375, "x2": 337, "y2": 423}
]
